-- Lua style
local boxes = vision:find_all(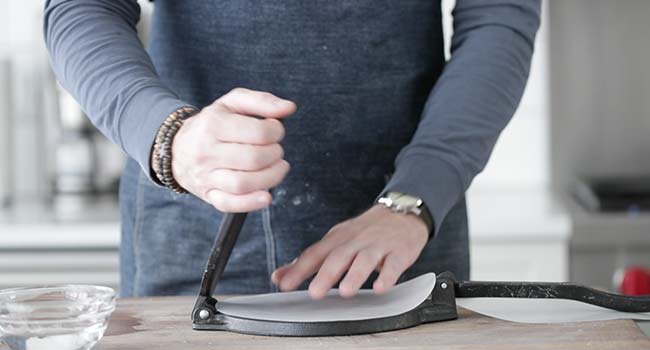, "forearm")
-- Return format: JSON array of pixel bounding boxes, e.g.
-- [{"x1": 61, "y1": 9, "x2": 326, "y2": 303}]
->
[
  {"x1": 383, "y1": 0, "x2": 541, "y2": 234},
  {"x1": 43, "y1": 0, "x2": 189, "y2": 178}
]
